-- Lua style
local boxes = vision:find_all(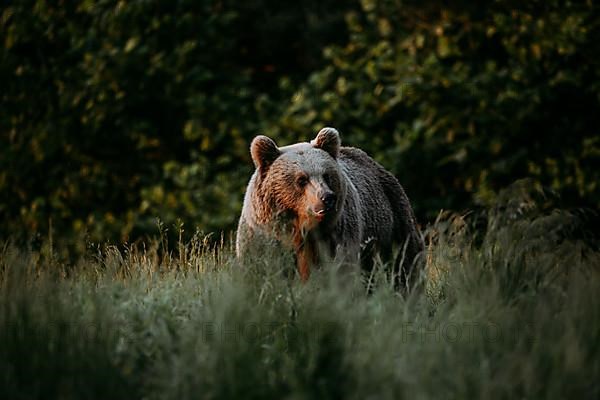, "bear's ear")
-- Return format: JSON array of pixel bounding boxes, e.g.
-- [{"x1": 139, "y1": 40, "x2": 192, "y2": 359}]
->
[
  {"x1": 250, "y1": 135, "x2": 280, "y2": 169},
  {"x1": 311, "y1": 127, "x2": 341, "y2": 159}
]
